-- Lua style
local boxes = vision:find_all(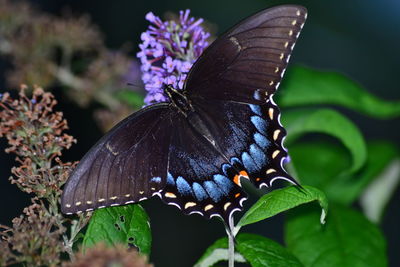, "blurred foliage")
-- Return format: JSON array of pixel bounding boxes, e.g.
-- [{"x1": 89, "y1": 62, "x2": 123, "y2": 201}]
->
[
  {"x1": 277, "y1": 66, "x2": 400, "y2": 119},
  {"x1": 0, "y1": 0, "x2": 143, "y2": 132},
  {"x1": 285, "y1": 204, "x2": 387, "y2": 267},
  {"x1": 63, "y1": 243, "x2": 152, "y2": 267},
  {"x1": 283, "y1": 107, "x2": 367, "y2": 173}
]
